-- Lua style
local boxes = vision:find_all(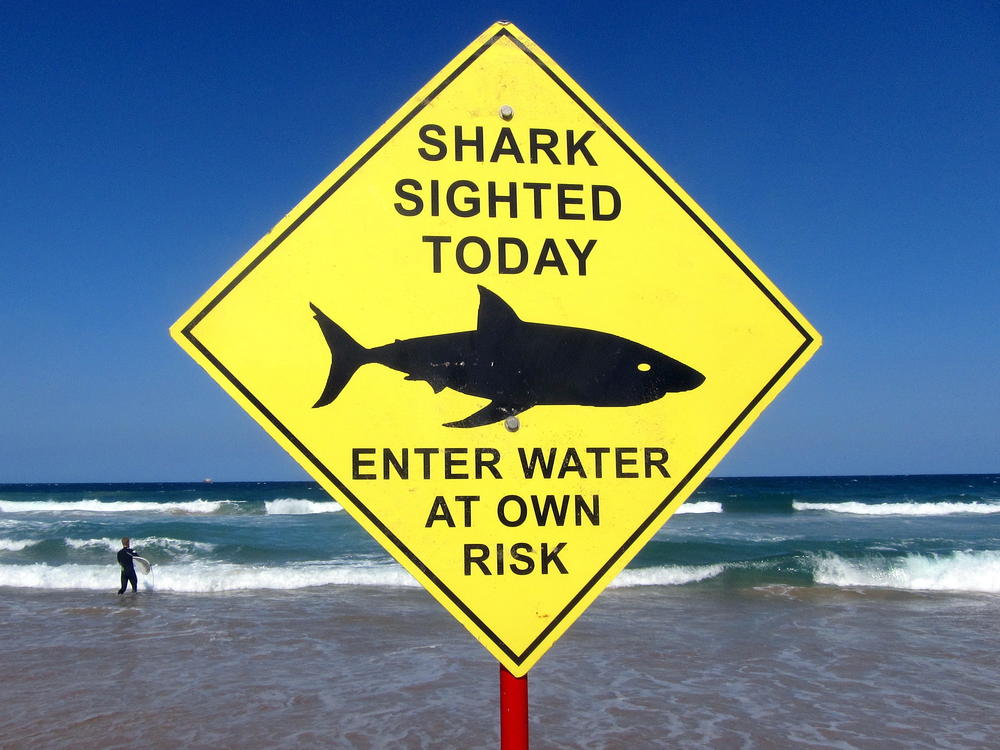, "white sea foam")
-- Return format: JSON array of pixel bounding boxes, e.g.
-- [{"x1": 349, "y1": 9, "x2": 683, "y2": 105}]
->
[
  {"x1": 0, "y1": 499, "x2": 228, "y2": 514},
  {"x1": 813, "y1": 551, "x2": 1000, "y2": 593},
  {"x1": 264, "y1": 498, "x2": 343, "y2": 515},
  {"x1": 793, "y1": 501, "x2": 1000, "y2": 516},
  {"x1": 610, "y1": 564, "x2": 724, "y2": 587},
  {"x1": 0, "y1": 560, "x2": 417, "y2": 592},
  {"x1": 0, "y1": 538, "x2": 40, "y2": 552},
  {"x1": 675, "y1": 501, "x2": 723, "y2": 514}
]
